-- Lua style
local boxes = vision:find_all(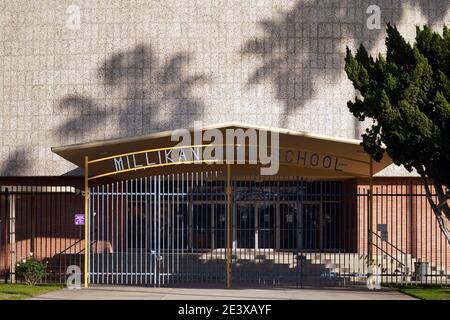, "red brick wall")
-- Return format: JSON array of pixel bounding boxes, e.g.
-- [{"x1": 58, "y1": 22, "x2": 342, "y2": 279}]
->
[{"x1": 357, "y1": 178, "x2": 450, "y2": 270}]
